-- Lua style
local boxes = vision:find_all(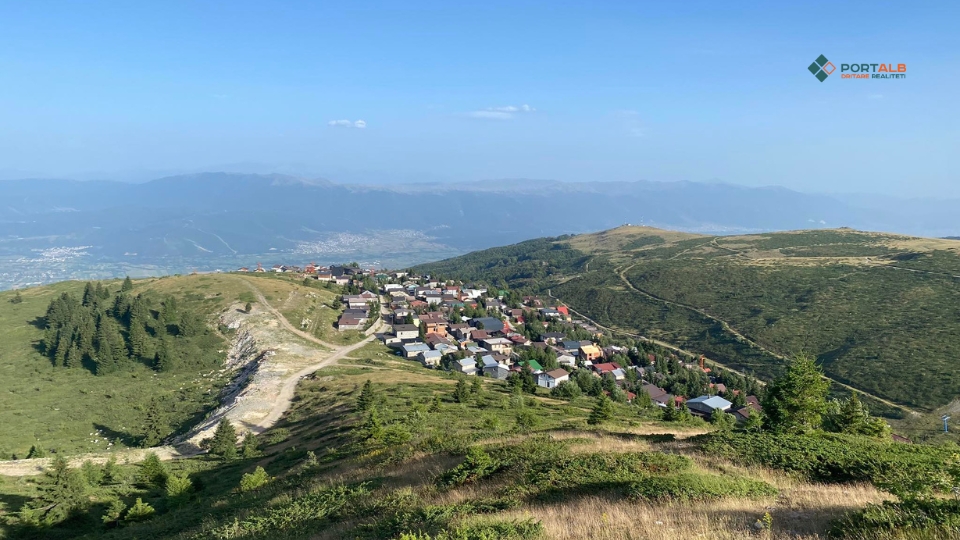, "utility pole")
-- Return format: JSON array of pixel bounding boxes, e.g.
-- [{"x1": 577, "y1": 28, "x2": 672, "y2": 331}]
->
[{"x1": 943, "y1": 414, "x2": 951, "y2": 433}]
